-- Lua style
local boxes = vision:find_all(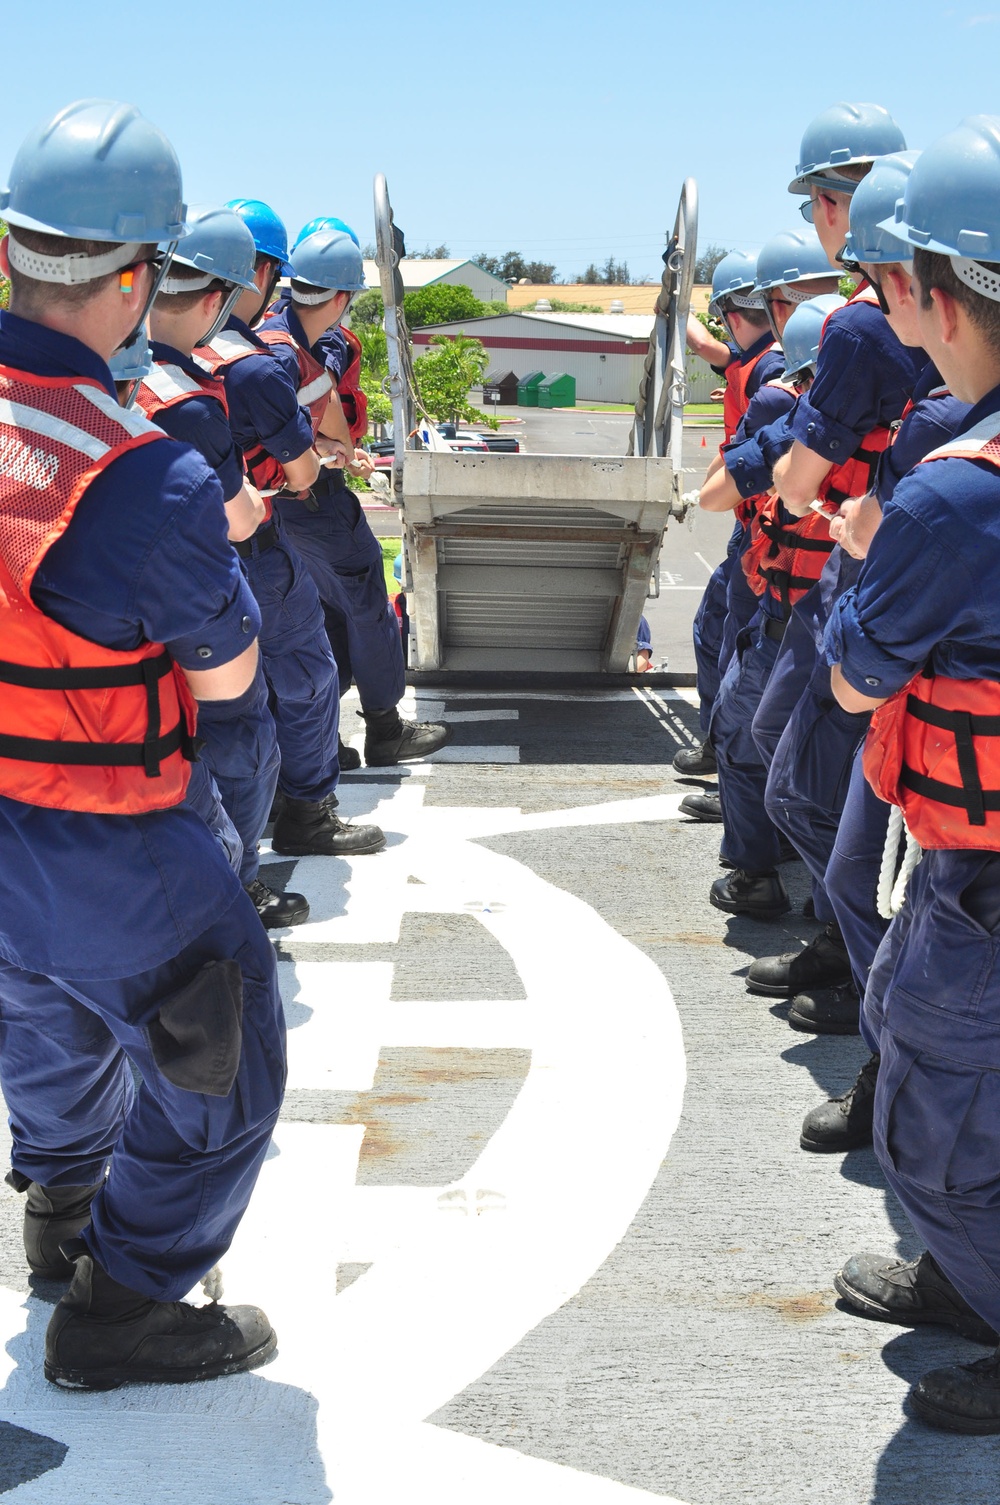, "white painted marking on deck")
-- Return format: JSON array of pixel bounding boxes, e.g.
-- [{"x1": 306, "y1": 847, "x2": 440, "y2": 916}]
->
[{"x1": 0, "y1": 780, "x2": 691, "y2": 1504}]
